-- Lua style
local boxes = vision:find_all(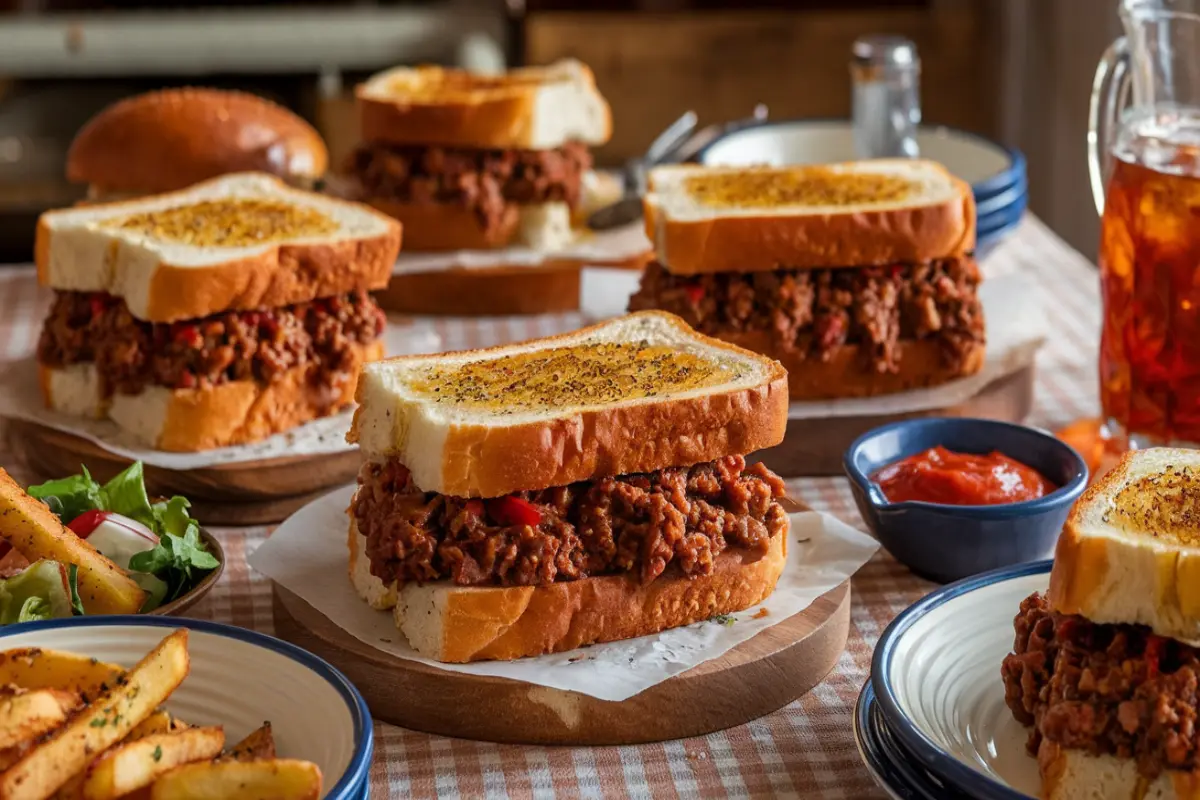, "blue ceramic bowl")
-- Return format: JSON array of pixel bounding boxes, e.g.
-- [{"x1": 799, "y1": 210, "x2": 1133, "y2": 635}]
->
[{"x1": 843, "y1": 418, "x2": 1088, "y2": 583}]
